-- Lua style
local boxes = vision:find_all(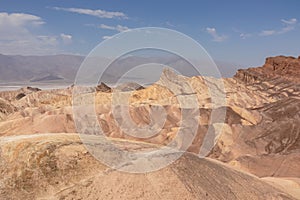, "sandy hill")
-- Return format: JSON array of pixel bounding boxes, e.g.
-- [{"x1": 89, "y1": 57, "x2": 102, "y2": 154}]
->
[
  {"x1": 0, "y1": 134, "x2": 296, "y2": 200},
  {"x1": 0, "y1": 55, "x2": 299, "y2": 199}
]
